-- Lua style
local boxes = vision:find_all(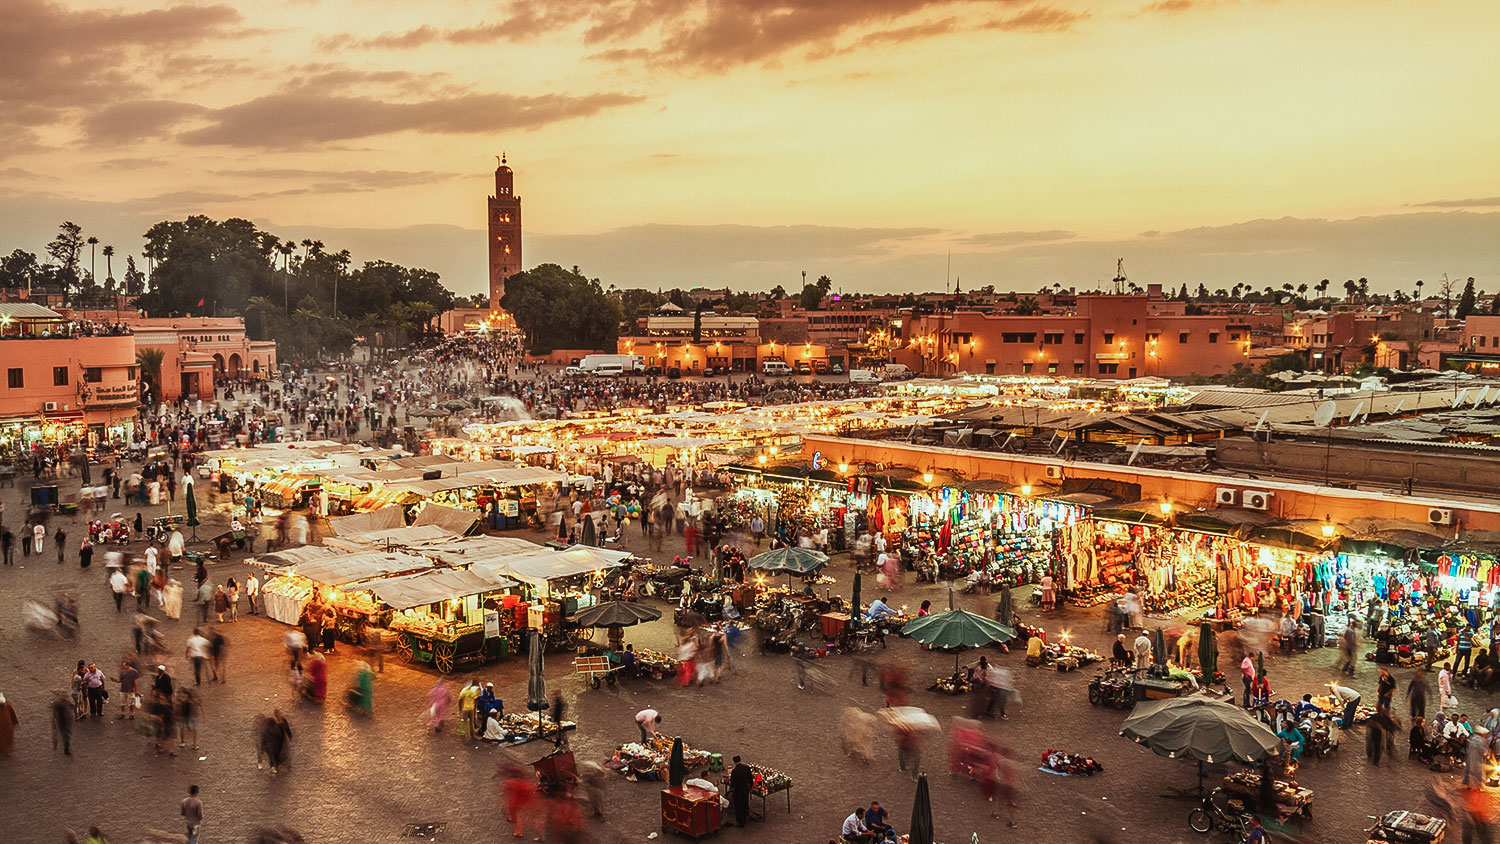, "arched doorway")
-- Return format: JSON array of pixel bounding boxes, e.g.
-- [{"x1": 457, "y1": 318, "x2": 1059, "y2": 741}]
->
[
  {"x1": 252, "y1": 360, "x2": 261, "y2": 374},
  {"x1": 228, "y1": 353, "x2": 242, "y2": 376},
  {"x1": 212, "y1": 353, "x2": 225, "y2": 373}
]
